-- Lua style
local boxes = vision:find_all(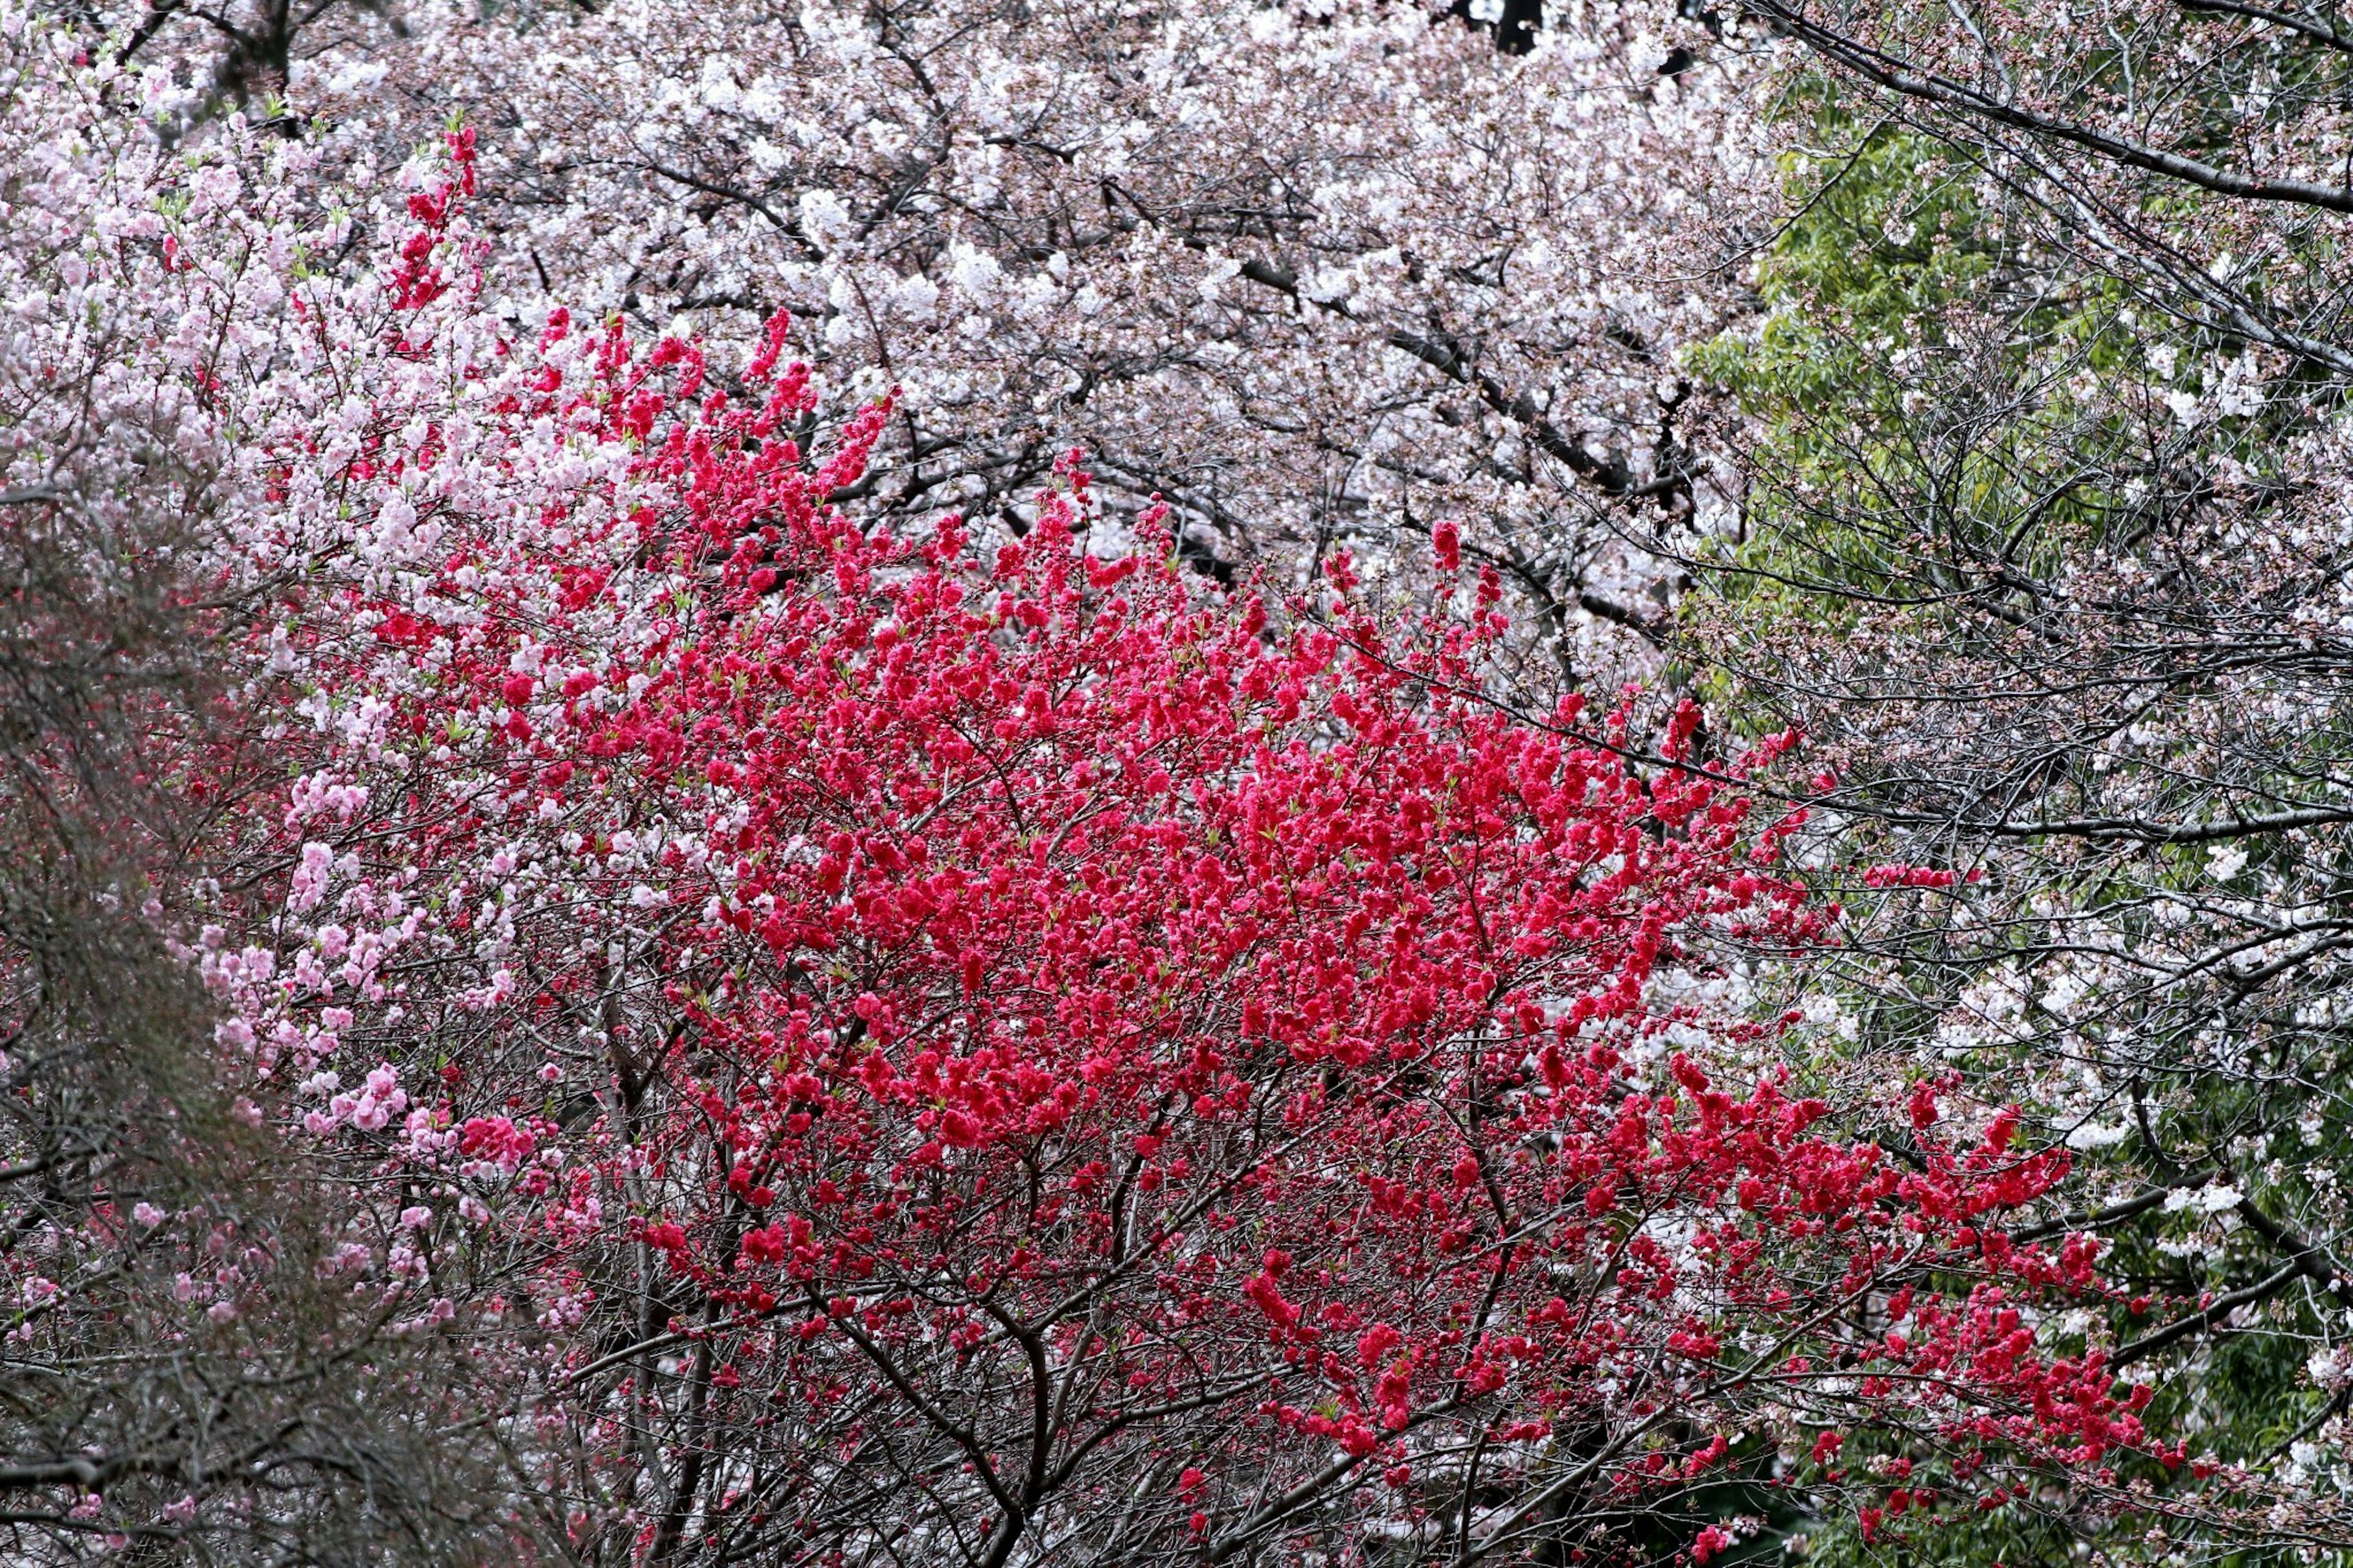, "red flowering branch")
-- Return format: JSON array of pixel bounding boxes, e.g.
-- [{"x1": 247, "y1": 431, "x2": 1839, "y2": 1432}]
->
[{"x1": 153, "y1": 137, "x2": 2166, "y2": 1565}]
